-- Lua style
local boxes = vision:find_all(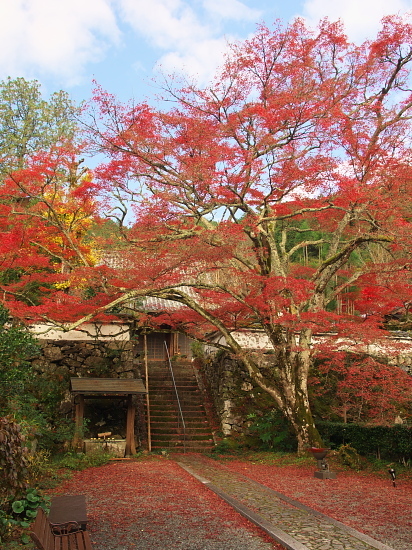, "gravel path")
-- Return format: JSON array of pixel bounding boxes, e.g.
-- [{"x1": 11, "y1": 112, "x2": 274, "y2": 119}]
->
[{"x1": 217, "y1": 455, "x2": 412, "y2": 550}]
